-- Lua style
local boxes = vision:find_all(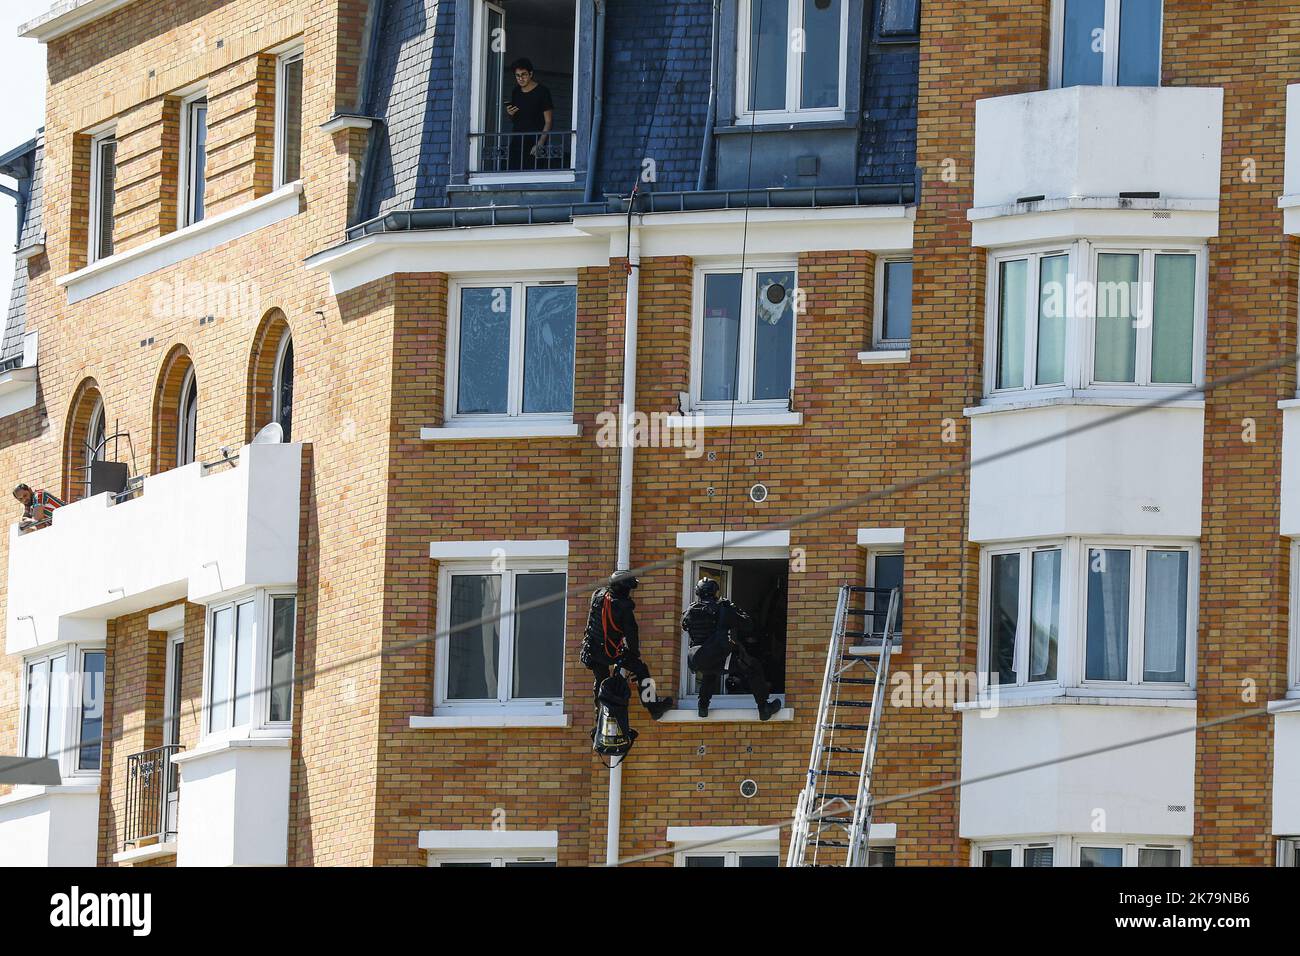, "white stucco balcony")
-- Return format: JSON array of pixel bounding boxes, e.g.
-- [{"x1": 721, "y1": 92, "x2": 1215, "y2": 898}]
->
[
  {"x1": 959, "y1": 699, "x2": 1196, "y2": 841},
  {"x1": 1279, "y1": 402, "x2": 1300, "y2": 538},
  {"x1": 0, "y1": 783, "x2": 99, "y2": 866},
  {"x1": 970, "y1": 85, "x2": 1224, "y2": 247},
  {"x1": 172, "y1": 738, "x2": 291, "y2": 867},
  {"x1": 1272, "y1": 702, "x2": 1300, "y2": 836},
  {"x1": 6, "y1": 442, "x2": 302, "y2": 654},
  {"x1": 967, "y1": 402, "x2": 1203, "y2": 543},
  {"x1": 1280, "y1": 85, "x2": 1300, "y2": 235}
]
